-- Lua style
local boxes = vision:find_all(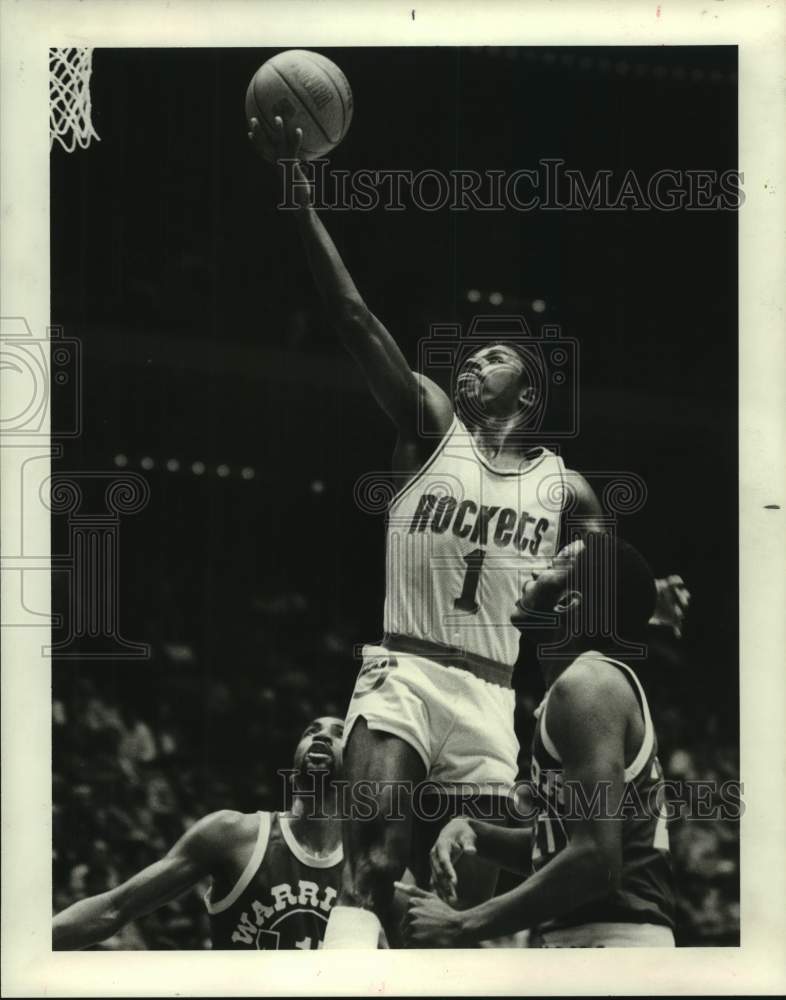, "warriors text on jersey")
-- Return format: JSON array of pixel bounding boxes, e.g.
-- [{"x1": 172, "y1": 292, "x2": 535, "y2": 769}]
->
[
  {"x1": 384, "y1": 417, "x2": 566, "y2": 672},
  {"x1": 205, "y1": 812, "x2": 343, "y2": 950},
  {"x1": 530, "y1": 651, "x2": 675, "y2": 931}
]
